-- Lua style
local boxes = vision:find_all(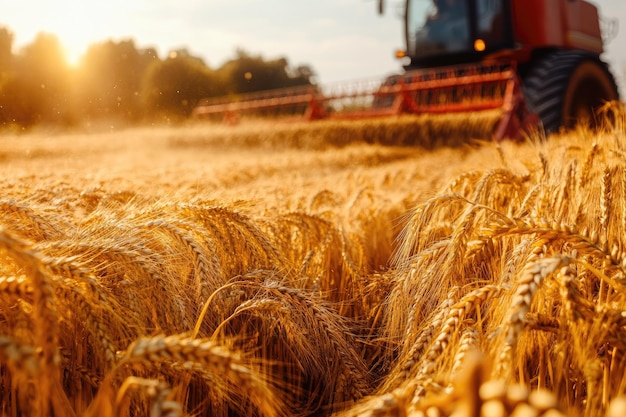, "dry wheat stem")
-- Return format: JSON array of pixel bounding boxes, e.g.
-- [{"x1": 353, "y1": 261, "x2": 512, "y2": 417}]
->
[
  {"x1": 450, "y1": 324, "x2": 479, "y2": 379},
  {"x1": 0, "y1": 275, "x2": 33, "y2": 298},
  {"x1": 0, "y1": 228, "x2": 61, "y2": 416},
  {"x1": 411, "y1": 285, "x2": 506, "y2": 403},
  {"x1": 578, "y1": 143, "x2": 600, "y2": 189},
  {"x1": 193, "y1": 280, "x2": 248, "y2": 338},
  {"x1": 0, "y1": 335, "x2": 41, "y2": 376},
  {"x1": 393, "y1": 194, "x2": 474, "y2": 267},
  {"x1": 468, "y1": 216, "x2": 625, "y2": 274},
  {"x1": 495, "y1": 255, "x2": 572, "y2": 379},
  {"x1": 389, "y1": 286, "x2": 459, "y2": 391},
  {"x1": 118, "y1": 334, "x2": 282, "y2": 417},
  {"x1": 114, "y1": 376, "x2": 181, "y2": 417},
  {"x1": 139, "y1": 218, "x2": 225, "y2": 304},
  {"x1": 0, "y1": 198, "x2": 64, "y2": 240}
]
